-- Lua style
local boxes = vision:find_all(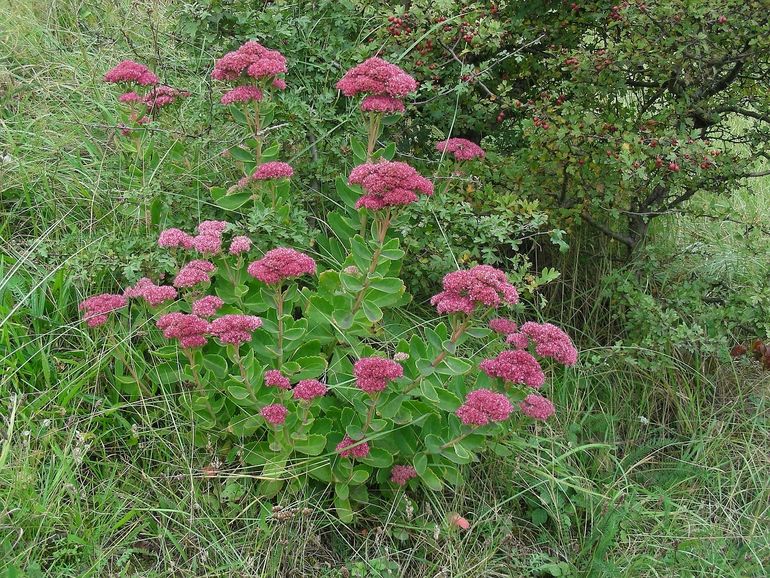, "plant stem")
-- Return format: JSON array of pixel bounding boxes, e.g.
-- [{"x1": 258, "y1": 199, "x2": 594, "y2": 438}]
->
[
  {"x1": 253, "y1": 101, "x2": 262, "y2": 164},
  {"x1": 184, "y1": 349, "x2": 203, "y2": 389},
  {"x1": 431, "y1": 315, "x2": 472, "y2": 367},
  {"x1": 366, "y1": 112, "x2": 381, "y2": 160},
  {"x1": 351, "y1": 210, "x2": 391, "y2": 314},
  {"x1": 362, "y1": 392, "x2": 381, "y2": 434},
  {"x1": 441, "y1": 430, "x2": 472, "y2": 450},
  {"x1": 109, "y1": 331, "x2": 149, "y2": 396},
  {"x1": 275, "y1": 285, "x2": 285, "y2": 366}
]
